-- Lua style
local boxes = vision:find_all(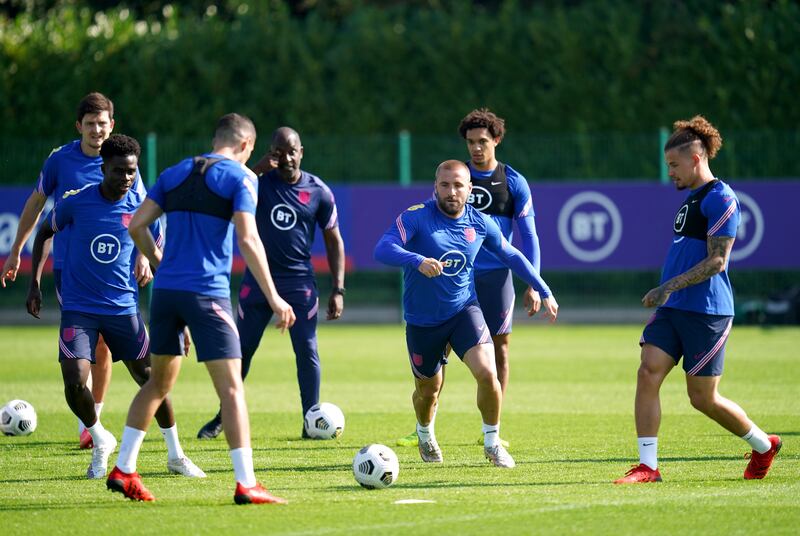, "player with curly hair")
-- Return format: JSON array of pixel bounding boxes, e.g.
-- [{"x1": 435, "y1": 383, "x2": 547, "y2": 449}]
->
[{"x1": 615, "y1": 116, "x2": 782, "y2": 484}]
